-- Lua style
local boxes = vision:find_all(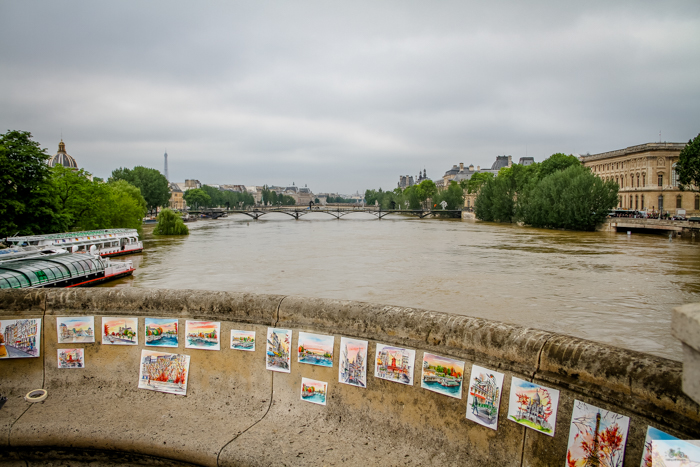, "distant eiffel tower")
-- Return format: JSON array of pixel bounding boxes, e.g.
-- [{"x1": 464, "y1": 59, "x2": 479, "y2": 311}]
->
[{"x1": 584, "y1": 412, "x2": 602, "y2": 466}]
